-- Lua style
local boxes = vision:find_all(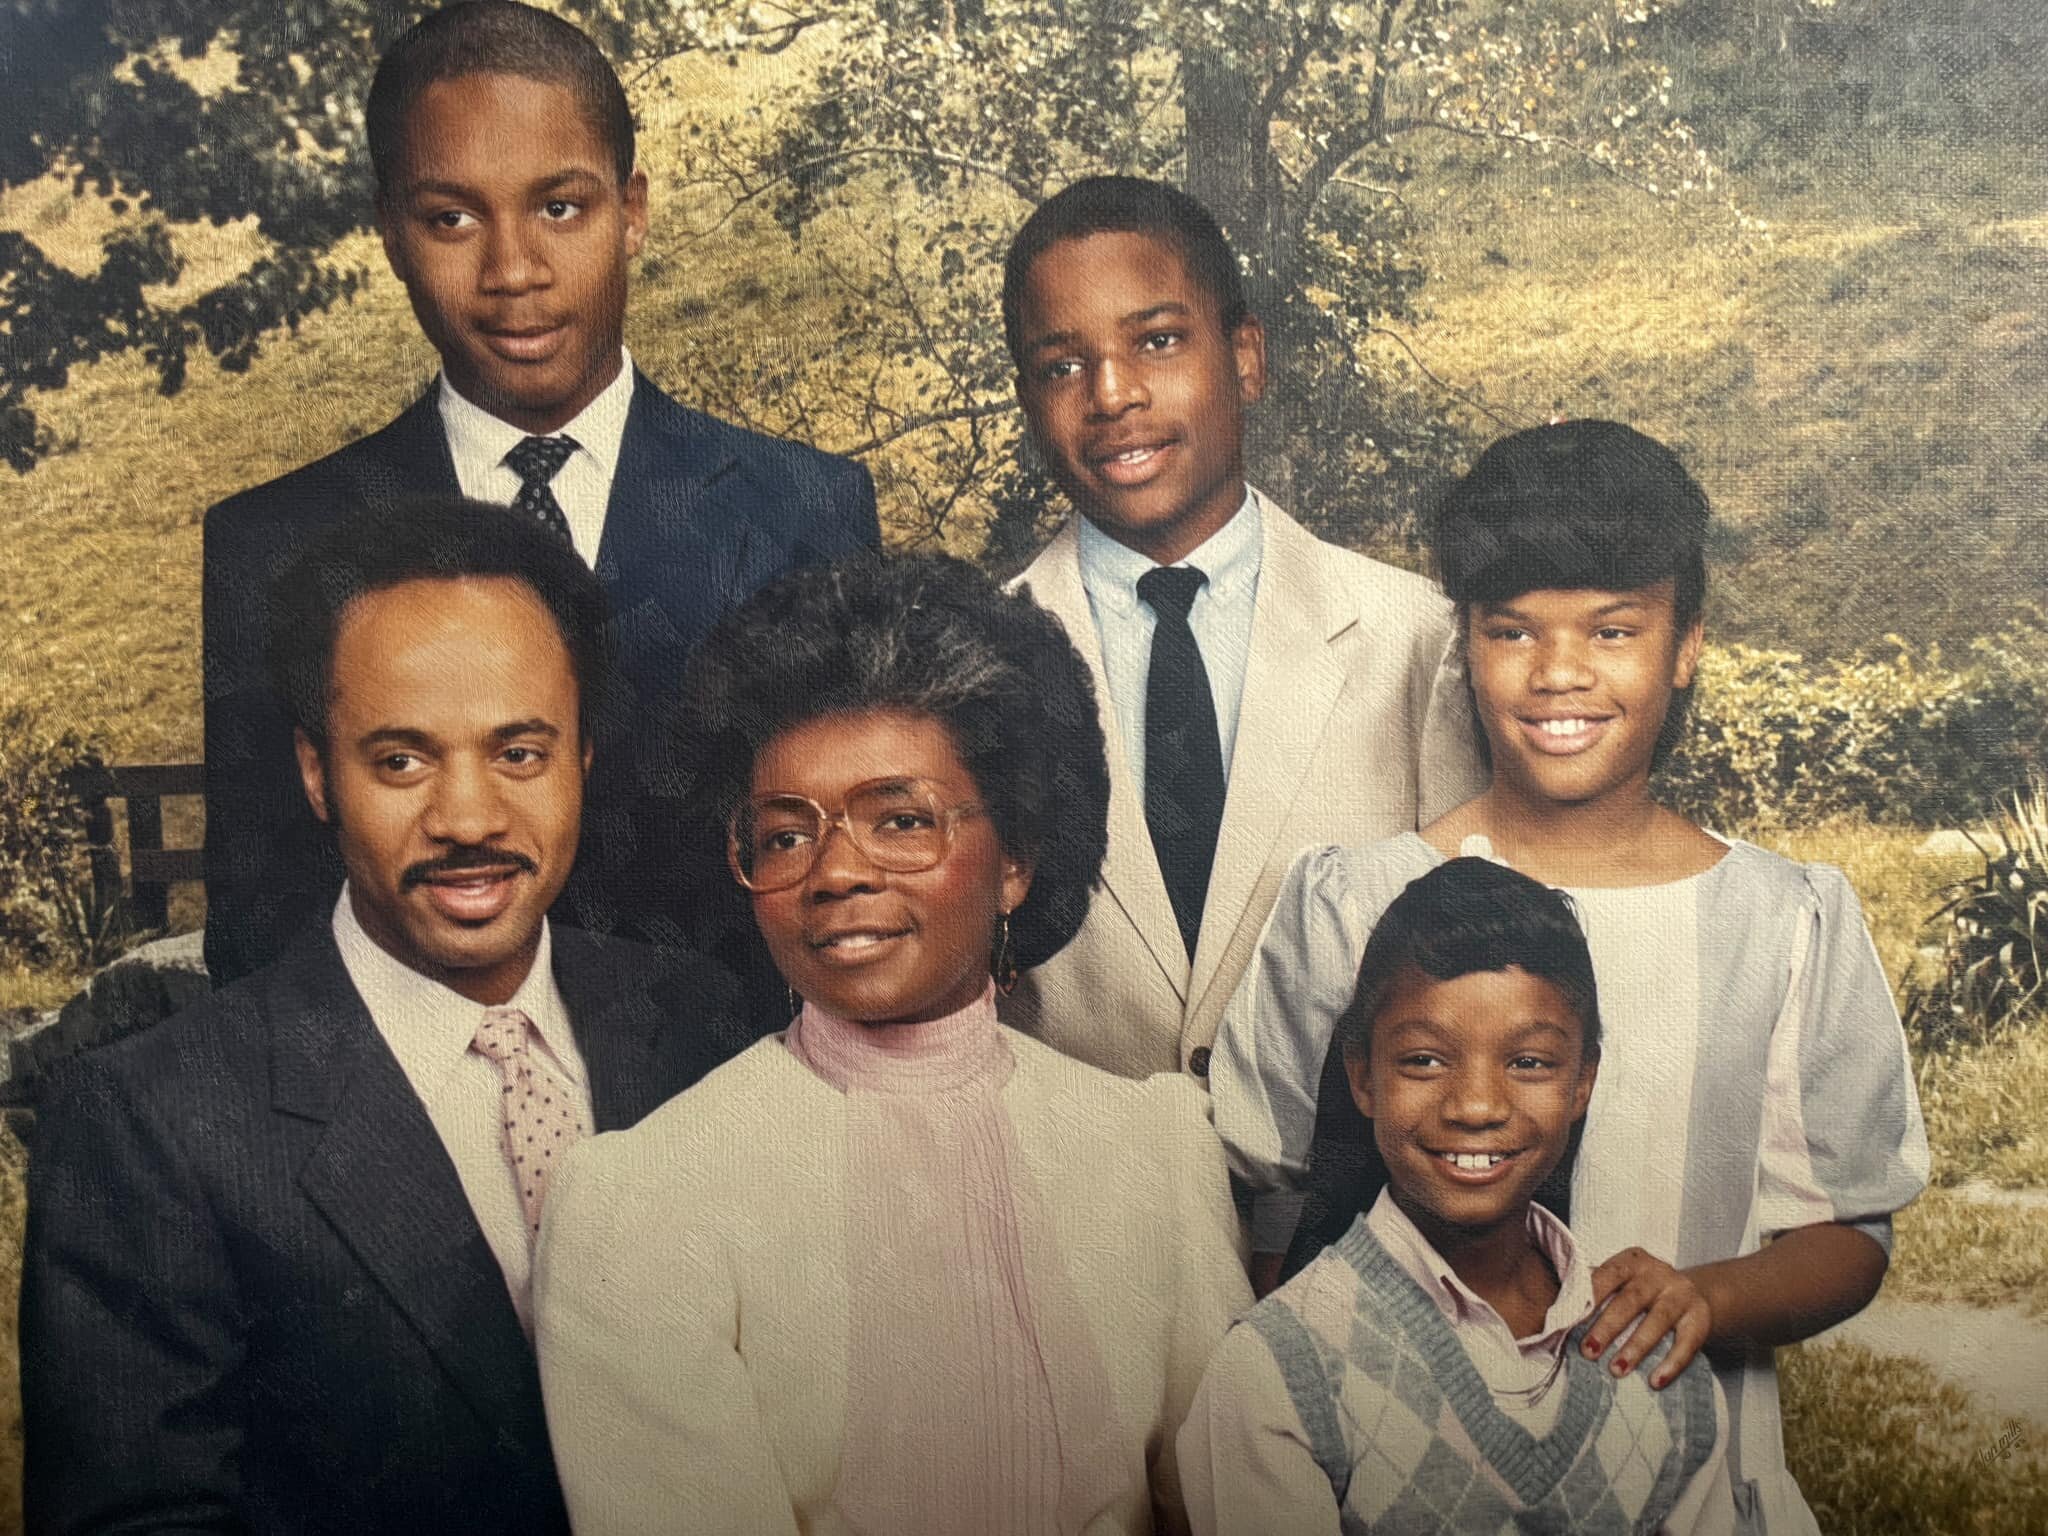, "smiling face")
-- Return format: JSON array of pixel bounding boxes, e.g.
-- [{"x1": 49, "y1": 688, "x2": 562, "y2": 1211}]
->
[
  {"x1": 1013, "y1": 230, "x2": 1266, "y2": 567},
  {"x1": 746, "y1": 710, "x2": 1033, "y2": 1025},
  {"x1": 1465, "y1": 580, "x2": 1703, "y2": 814},
  {"x1": 377, "y1": 72, "x2": 648, "y2": 435},
  {"x1": 1346, "y1": 964, "x2": 1597, "y2": 1245},
  {"x1": 295, "y1": 576, "x2": 589, "y2": 1005}
]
